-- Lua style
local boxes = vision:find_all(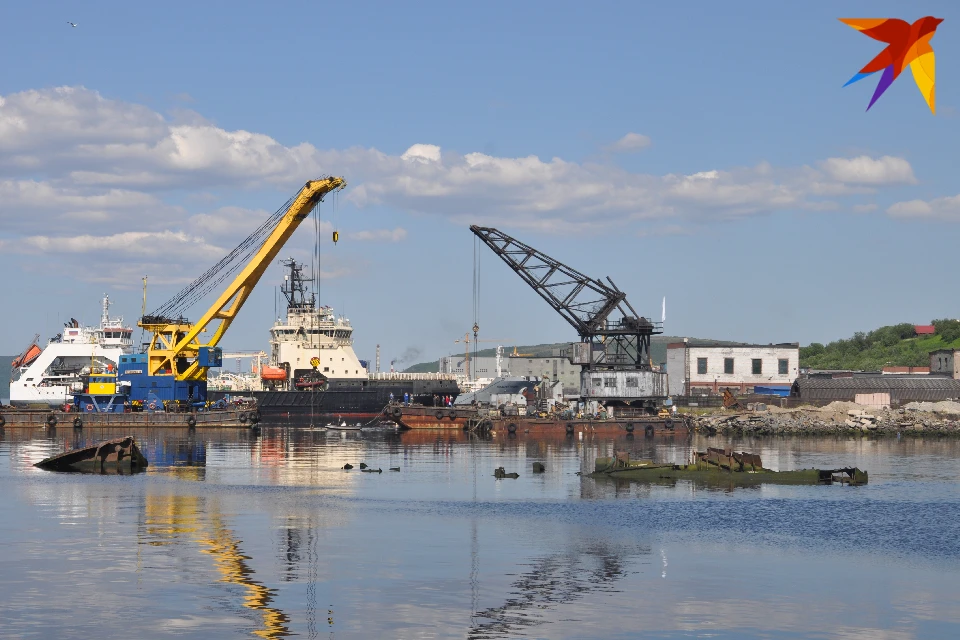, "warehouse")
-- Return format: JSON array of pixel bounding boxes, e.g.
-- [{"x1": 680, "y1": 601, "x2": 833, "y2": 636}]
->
[
  {"x1": 666, "y1": 340, "x2": 799, "y2": 396},
  {"x1": 792, "y1": 375, "x2": 960, "y2": 404}
]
